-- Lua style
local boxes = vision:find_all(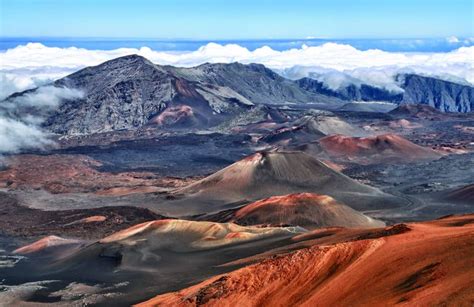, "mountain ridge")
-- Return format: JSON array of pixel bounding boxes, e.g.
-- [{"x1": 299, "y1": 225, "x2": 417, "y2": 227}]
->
[
  {"x1": 3, "y1": 54, "x2": 473, "y2": 136},
  {"x1": 298, "y1": 73, "x2": 474, "y2": 112}
]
